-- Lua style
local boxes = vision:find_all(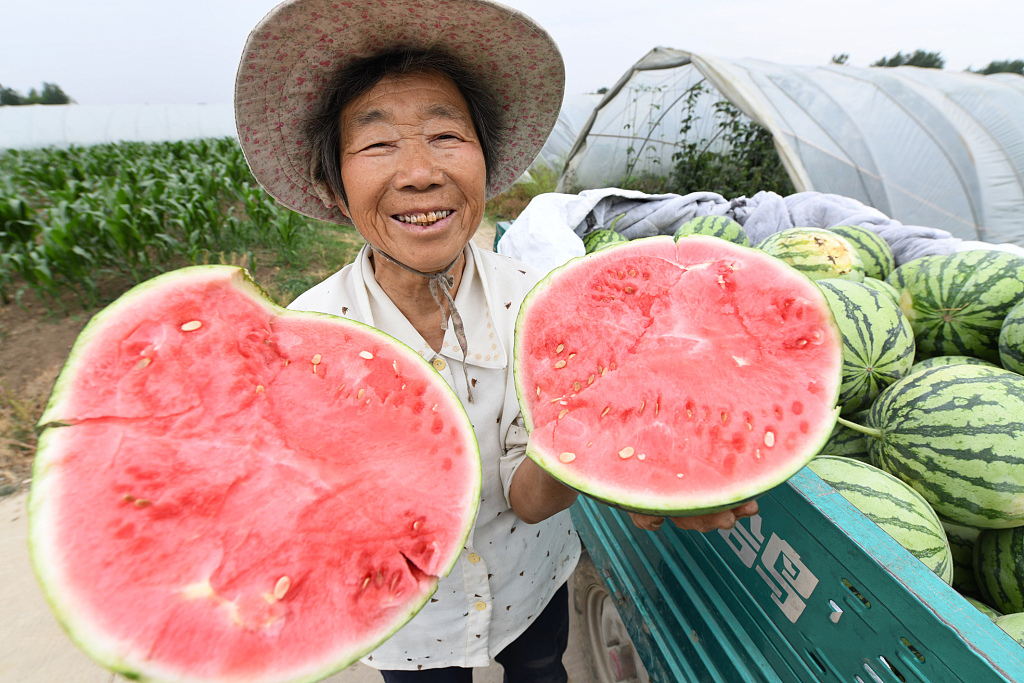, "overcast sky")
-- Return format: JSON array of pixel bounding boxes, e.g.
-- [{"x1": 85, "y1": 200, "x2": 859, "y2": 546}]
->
[{"x1": 2, "y1": 0, "x2": 1021, "y2": 106}]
